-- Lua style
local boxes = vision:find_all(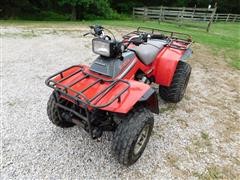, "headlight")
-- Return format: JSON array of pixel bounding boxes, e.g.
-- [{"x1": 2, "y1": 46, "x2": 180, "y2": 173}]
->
[{"x1": 92, "y1": 38, "x2": 111, "y2": 57}]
